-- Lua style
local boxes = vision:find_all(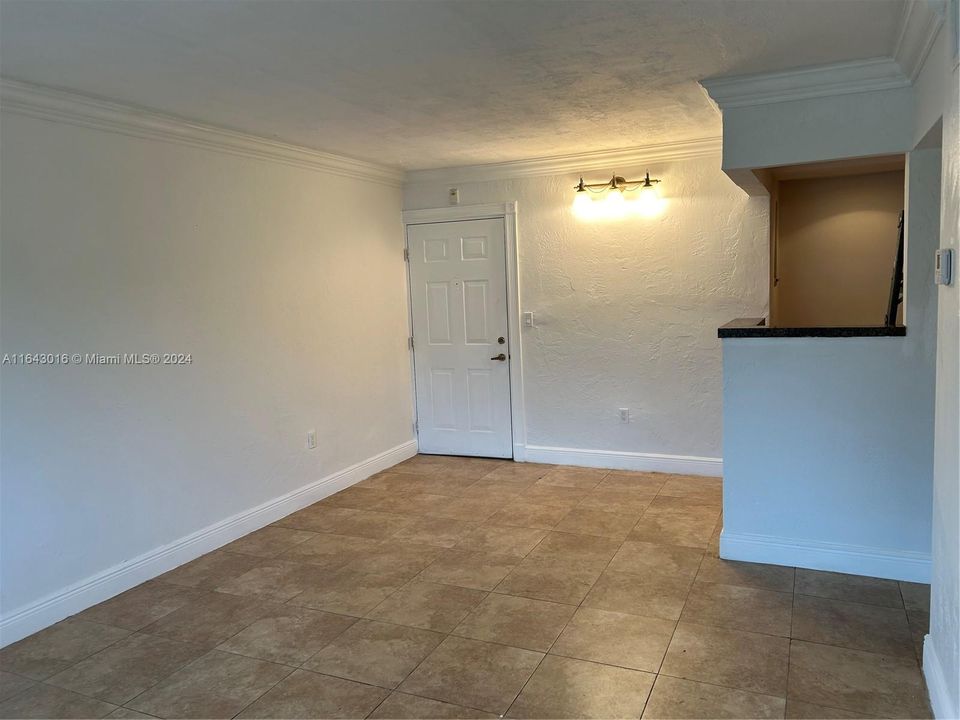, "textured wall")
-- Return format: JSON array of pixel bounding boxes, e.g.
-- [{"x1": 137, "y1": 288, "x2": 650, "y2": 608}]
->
[
  {"x1": 0, "y1": 112, "x2": 413, "y2": 618},
  {"x1": 405, "y1": 155, "x2": 769, "y2": 459}
]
